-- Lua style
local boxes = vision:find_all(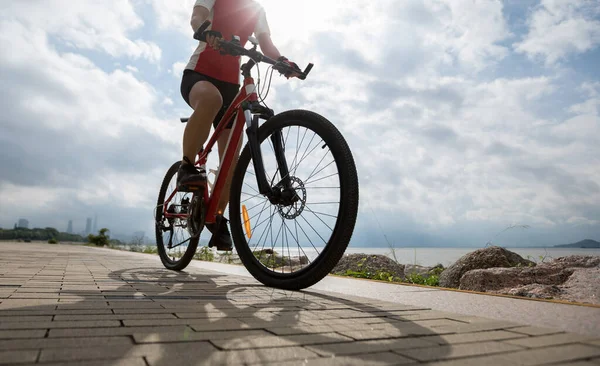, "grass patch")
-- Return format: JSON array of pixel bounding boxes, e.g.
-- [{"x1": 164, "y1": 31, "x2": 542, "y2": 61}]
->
[{"x1": 339, "y1": 267, "x2": 442, "y2": 287}]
